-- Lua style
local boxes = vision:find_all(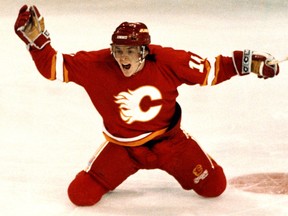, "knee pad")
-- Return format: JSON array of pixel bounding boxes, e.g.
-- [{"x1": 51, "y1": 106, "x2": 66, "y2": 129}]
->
[
  {"x1": 194, "y1": 166, "x2": 227, "y2": 198},
  {"x1": 68, "y1": 171, "x2": 108, "y2": 206}
]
